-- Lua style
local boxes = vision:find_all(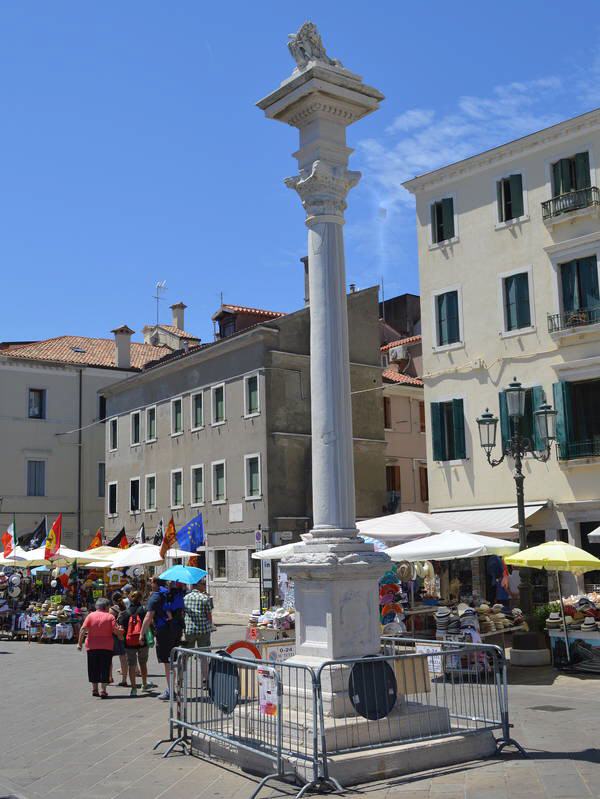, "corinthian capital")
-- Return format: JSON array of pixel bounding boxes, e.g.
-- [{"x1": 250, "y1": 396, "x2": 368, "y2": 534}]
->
[{"x1": 285, "y1": 160, "x2": 361, "y2": 221}]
